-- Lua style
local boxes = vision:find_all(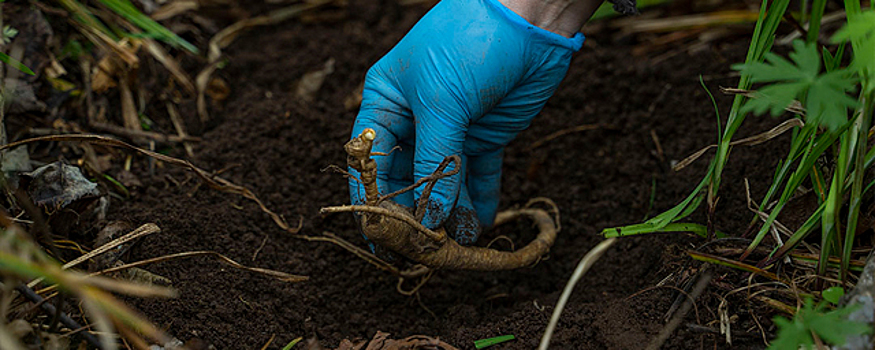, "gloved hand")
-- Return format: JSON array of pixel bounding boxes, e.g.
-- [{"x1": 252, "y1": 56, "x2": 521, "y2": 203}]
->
[{"x1": 348, "y1": 0, "x2": 585, "y2": 248}]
